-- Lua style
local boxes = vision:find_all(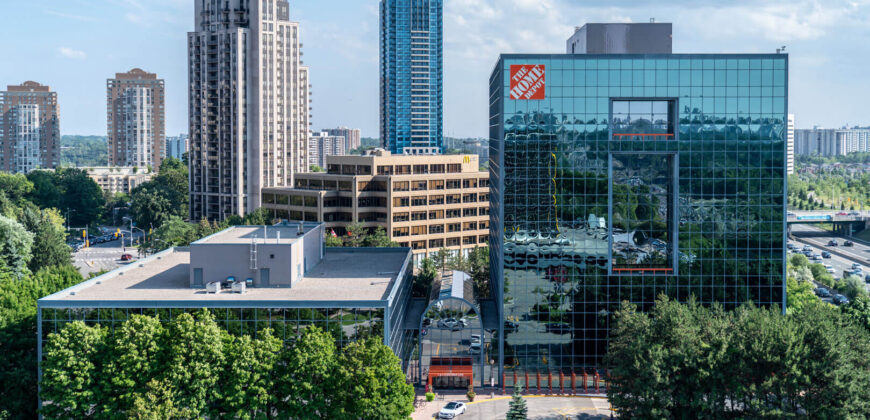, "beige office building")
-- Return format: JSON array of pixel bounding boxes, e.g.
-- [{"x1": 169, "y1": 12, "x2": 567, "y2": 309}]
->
[
  {"x1": 188, "y1": 0, "x2": 311, "y2": 221},
  {"x1": 0, "y1": 82, "x2": 60, "y2": 173},
  {"x1": 262, "y1": 150, "x2": 489, "y2": 265},
  {"x1": 84, "y1": 167, "x2": 153, "y2": 195},
  {"x1": 107, "y1": 69, "x2": 165, "y2": 170}
]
